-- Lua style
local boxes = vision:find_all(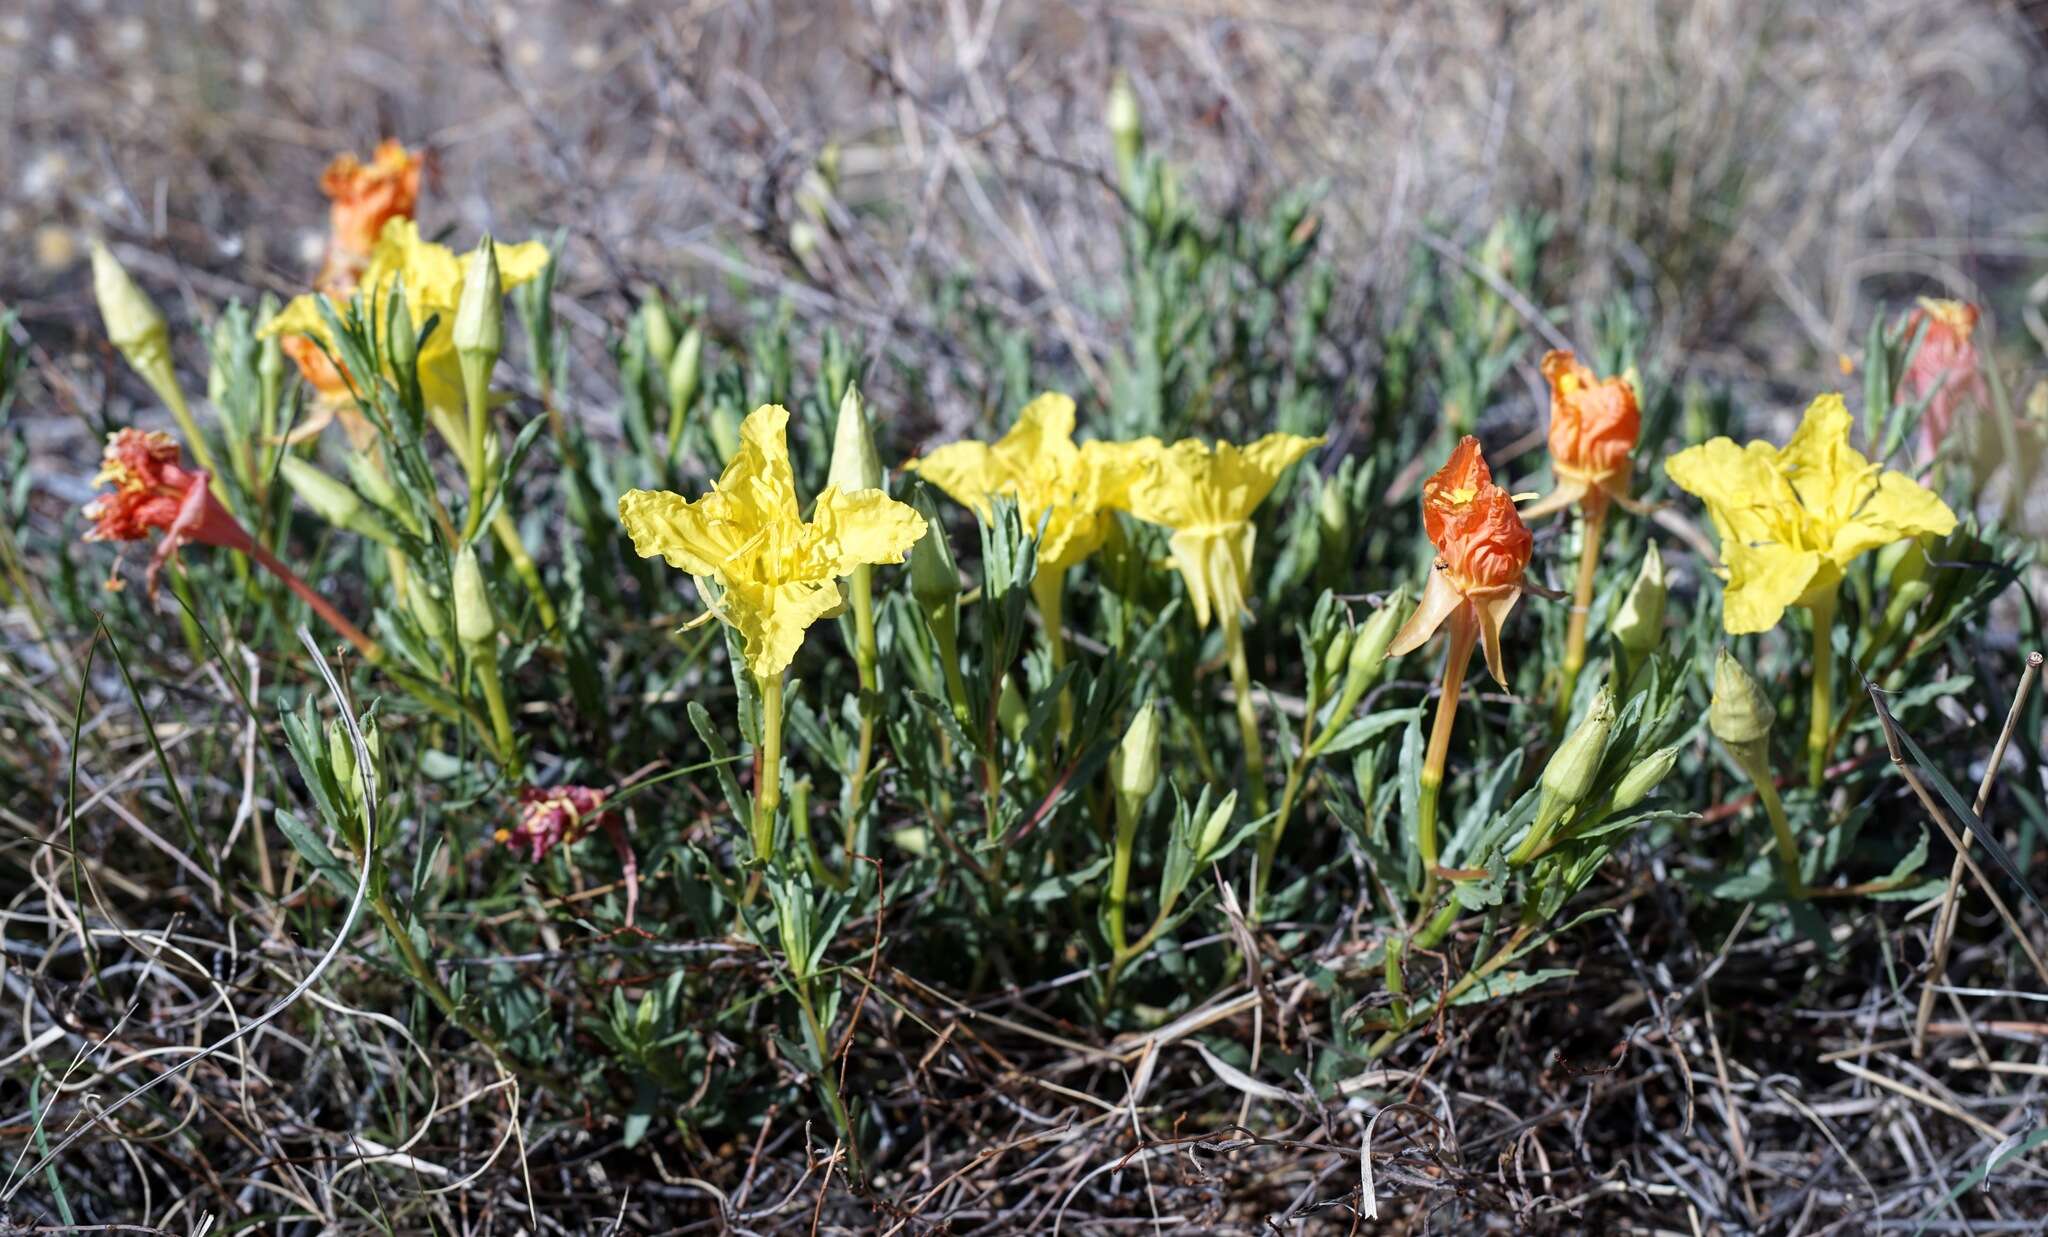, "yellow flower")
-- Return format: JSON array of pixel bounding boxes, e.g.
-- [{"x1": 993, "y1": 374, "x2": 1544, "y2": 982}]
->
[
  {"x1": 1665, "y1": 393, "x2": 1955, "y2": 634},
  {"x1": 905, "y1": 392, "x2": 1136, "y2": 577},
  {"x1": 618, "y1": 405, "x2": 927, "y2": 680},
  {"x1": 1115, "y1": 432, "x2": 1323, "y2": 629},
  {"x1": 262, "y1": 219, "x2": 550, "y2": 418}
]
